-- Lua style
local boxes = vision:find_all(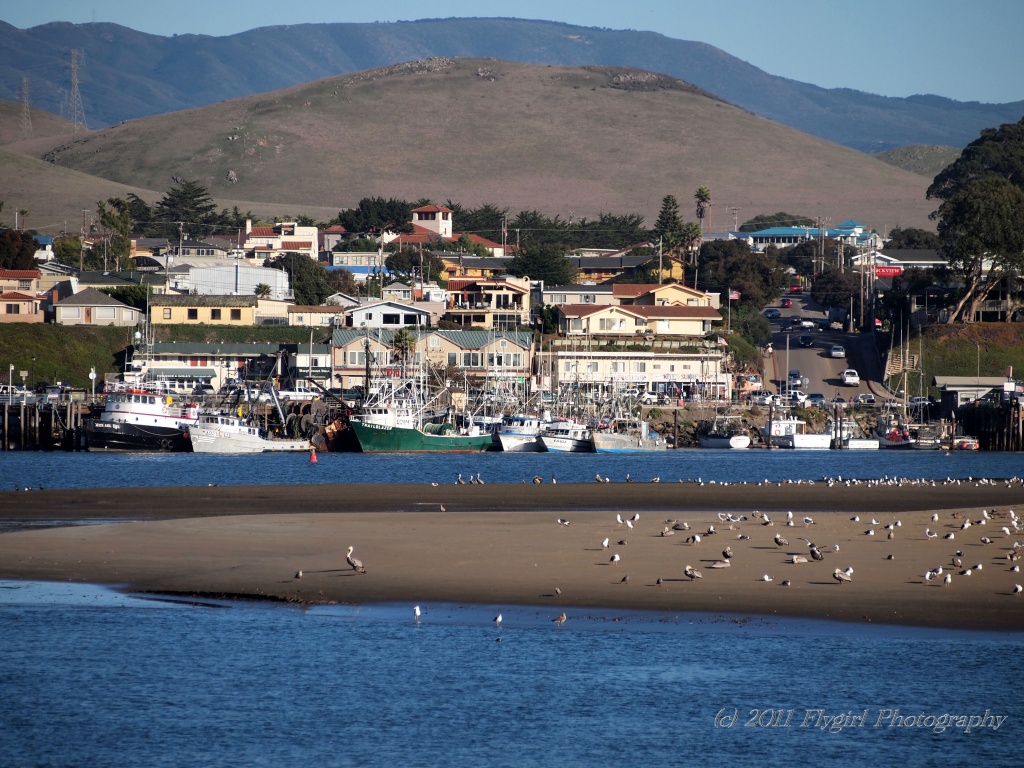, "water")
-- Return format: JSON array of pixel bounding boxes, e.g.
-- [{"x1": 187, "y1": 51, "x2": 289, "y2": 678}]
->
[
  {"x1": 2, "y1": 451, "x2": 1022, "y2": 766},
  {"x1": 1, "y1": 448, "x2": 1022, "y2": 490},
  {"x1": 0, "y1": 582, "x2": 1020, "y2": 768}
]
